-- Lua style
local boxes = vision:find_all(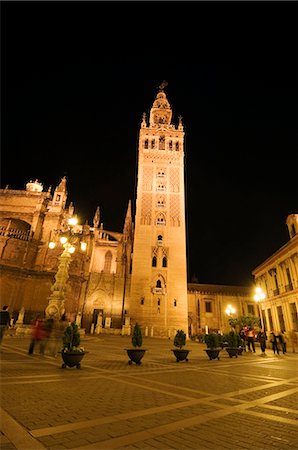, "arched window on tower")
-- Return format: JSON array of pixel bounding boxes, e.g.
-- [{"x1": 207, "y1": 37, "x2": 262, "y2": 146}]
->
[
  {"x1": 144, "y1": 139, "x2": 149, "y2": 149},
  {"x1": 156, "y1": 280, "x2": 162, "y2": 288},
  {"x1": 156, "y1": 214, "x2": 166, "y2": 226},
  {"x1": 152, "y1": 256, "x2": 157, "y2": 267},
  {"x1": 157, "y1": 235, "x2": 163, "y2": 245},
  {"x1": 159, "y1": 136, "x2": 165, "y2": 150},
  {"x1": 169, "y1": 140, "x2": 173, "y2": 150},
  {"x1": 151, "y1": 140, "x2": 155, "y2": 149},
  {"x1": 175, "y1": 142, "x2": 179, "y2": 151},
  {"x1": 104, "y1": 251, "x2": 112, "y2": 273},
  {"x1": 162, "y1": 256, "x2": 167, "y2": 268}
]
